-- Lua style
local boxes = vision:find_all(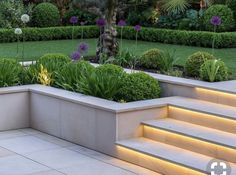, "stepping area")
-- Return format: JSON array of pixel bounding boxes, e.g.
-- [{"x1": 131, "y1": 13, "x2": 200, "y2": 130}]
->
[{"x1": 0, "y1": 129, "x2": 159, "y2": 175}]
